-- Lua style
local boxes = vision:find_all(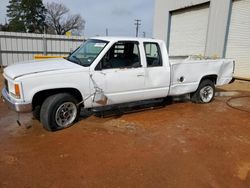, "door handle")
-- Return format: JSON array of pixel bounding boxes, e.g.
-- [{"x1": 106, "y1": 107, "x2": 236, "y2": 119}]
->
[{"x1": 137, "y1": 74, "x2": 144, "y2": 77}]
